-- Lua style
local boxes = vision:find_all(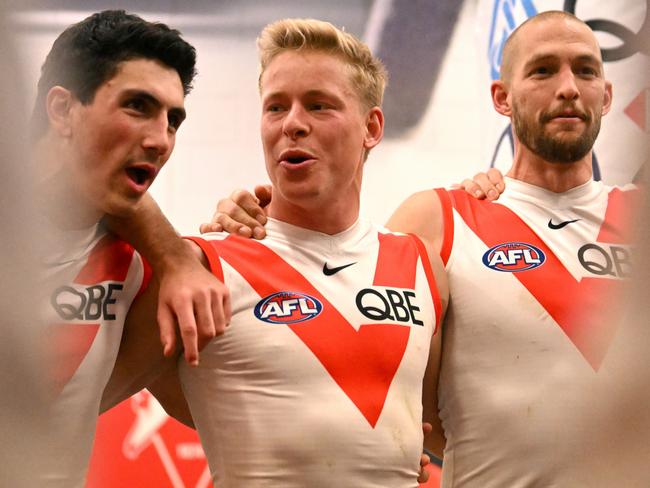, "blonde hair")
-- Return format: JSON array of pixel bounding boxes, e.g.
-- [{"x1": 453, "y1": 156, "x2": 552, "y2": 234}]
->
[{"x1": 257, "y1": 18, "x2": 387, "y2": 109}]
